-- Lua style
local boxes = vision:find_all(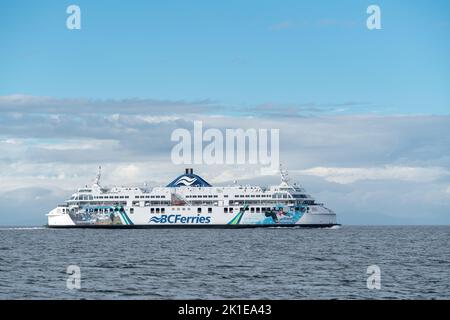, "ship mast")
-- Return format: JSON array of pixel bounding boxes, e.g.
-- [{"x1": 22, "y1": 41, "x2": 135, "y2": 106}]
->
[
  {"x1": 93, "y1": 166, "x2": 102, "y2": 188},
  {"x1": 279, "y1": 164, "x2": 290, "y2": 186}
]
